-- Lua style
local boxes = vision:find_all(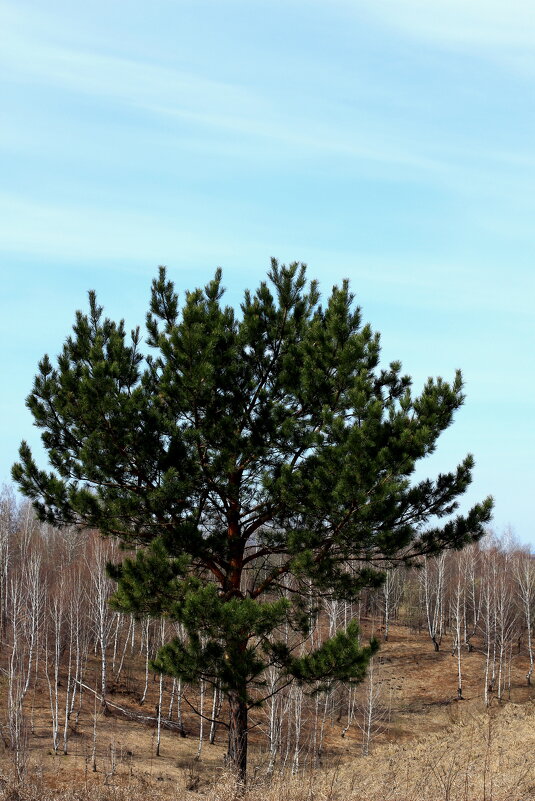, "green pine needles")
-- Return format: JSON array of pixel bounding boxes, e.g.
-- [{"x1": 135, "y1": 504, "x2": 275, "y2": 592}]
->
[{"x1": 13, "y1": 260, "x2": 492, "y2": 782}]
